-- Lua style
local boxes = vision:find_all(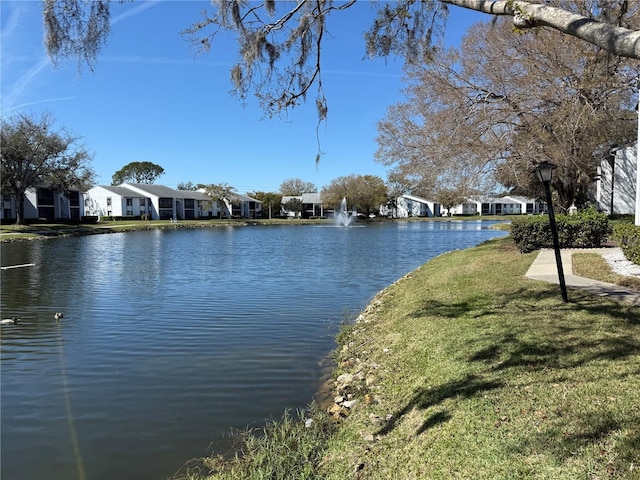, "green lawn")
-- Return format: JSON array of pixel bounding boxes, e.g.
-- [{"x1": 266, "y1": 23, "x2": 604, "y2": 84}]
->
[
  {"x1": 175, "y1": 236, "x2": 639, "y2": 480},
  {"x1": 573, "y1": 252, "x2": 640, "y2": 290}
]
